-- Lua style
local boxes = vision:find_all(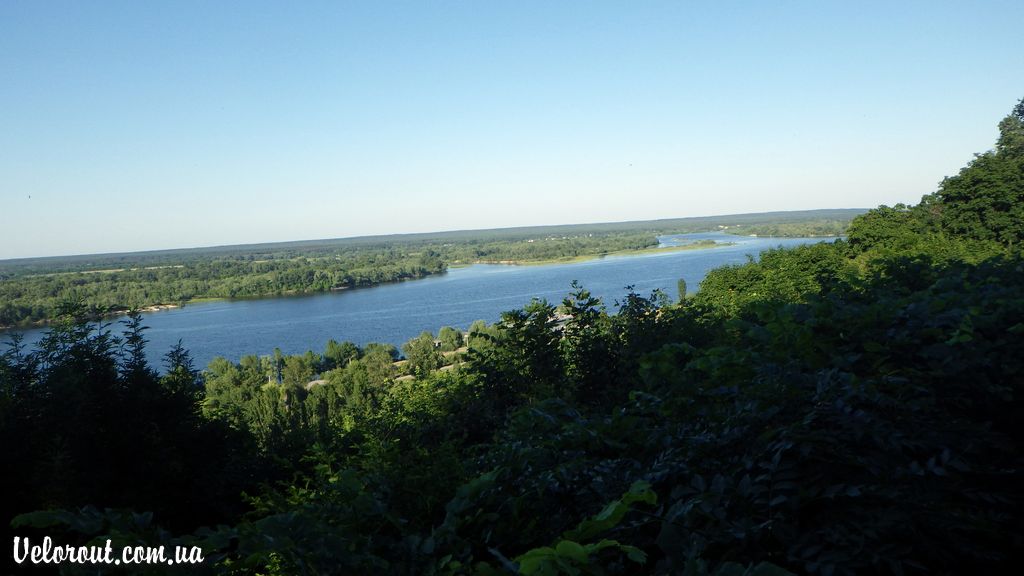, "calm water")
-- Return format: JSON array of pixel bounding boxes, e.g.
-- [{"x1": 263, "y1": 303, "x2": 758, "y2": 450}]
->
[{"x1": 4, "y1": 233, "x2": 834, "y2": 369}]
